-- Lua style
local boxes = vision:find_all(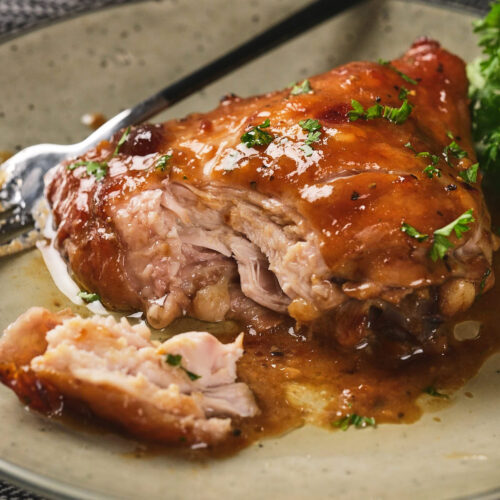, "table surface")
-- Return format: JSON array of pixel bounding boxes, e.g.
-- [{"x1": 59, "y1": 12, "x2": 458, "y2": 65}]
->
[{"x1": 0, "y1": 0, "x2": 491, "y2": 498}]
